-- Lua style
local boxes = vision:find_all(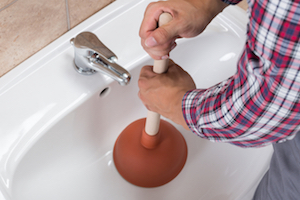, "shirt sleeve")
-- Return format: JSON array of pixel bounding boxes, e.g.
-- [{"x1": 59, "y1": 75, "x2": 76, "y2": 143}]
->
[
  {"x1": 182, "y1": 0, "x2": 300, "y2": 148},
  {"x1": 220, "y1": 0, "x2": 242, "y2": 5}
]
